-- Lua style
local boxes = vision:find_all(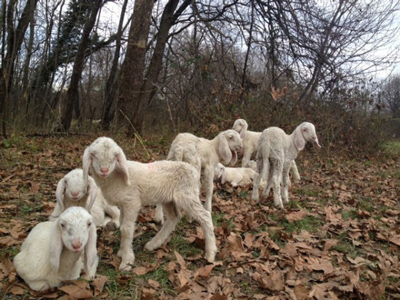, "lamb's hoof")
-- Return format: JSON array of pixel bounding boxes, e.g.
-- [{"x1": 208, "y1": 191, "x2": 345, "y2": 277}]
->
[
  {"x1": 81, "y1": 273, "x2": 94, "y2": 280},
  {"x1": 119, "y1": 260, "x2": 134, "y2": 271},
  {"x1": 144, "y1": 241, "x2": 156, "y2": 251},
  {"x1": 154, "y1": 216, "x2": 164, "y2": 225},
  {"x1": 104, "y1": 221, "x2": 118, "y2": 231},
  {"x1": 205, "y1": 251, "x2": 216, "y2": 263}
]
